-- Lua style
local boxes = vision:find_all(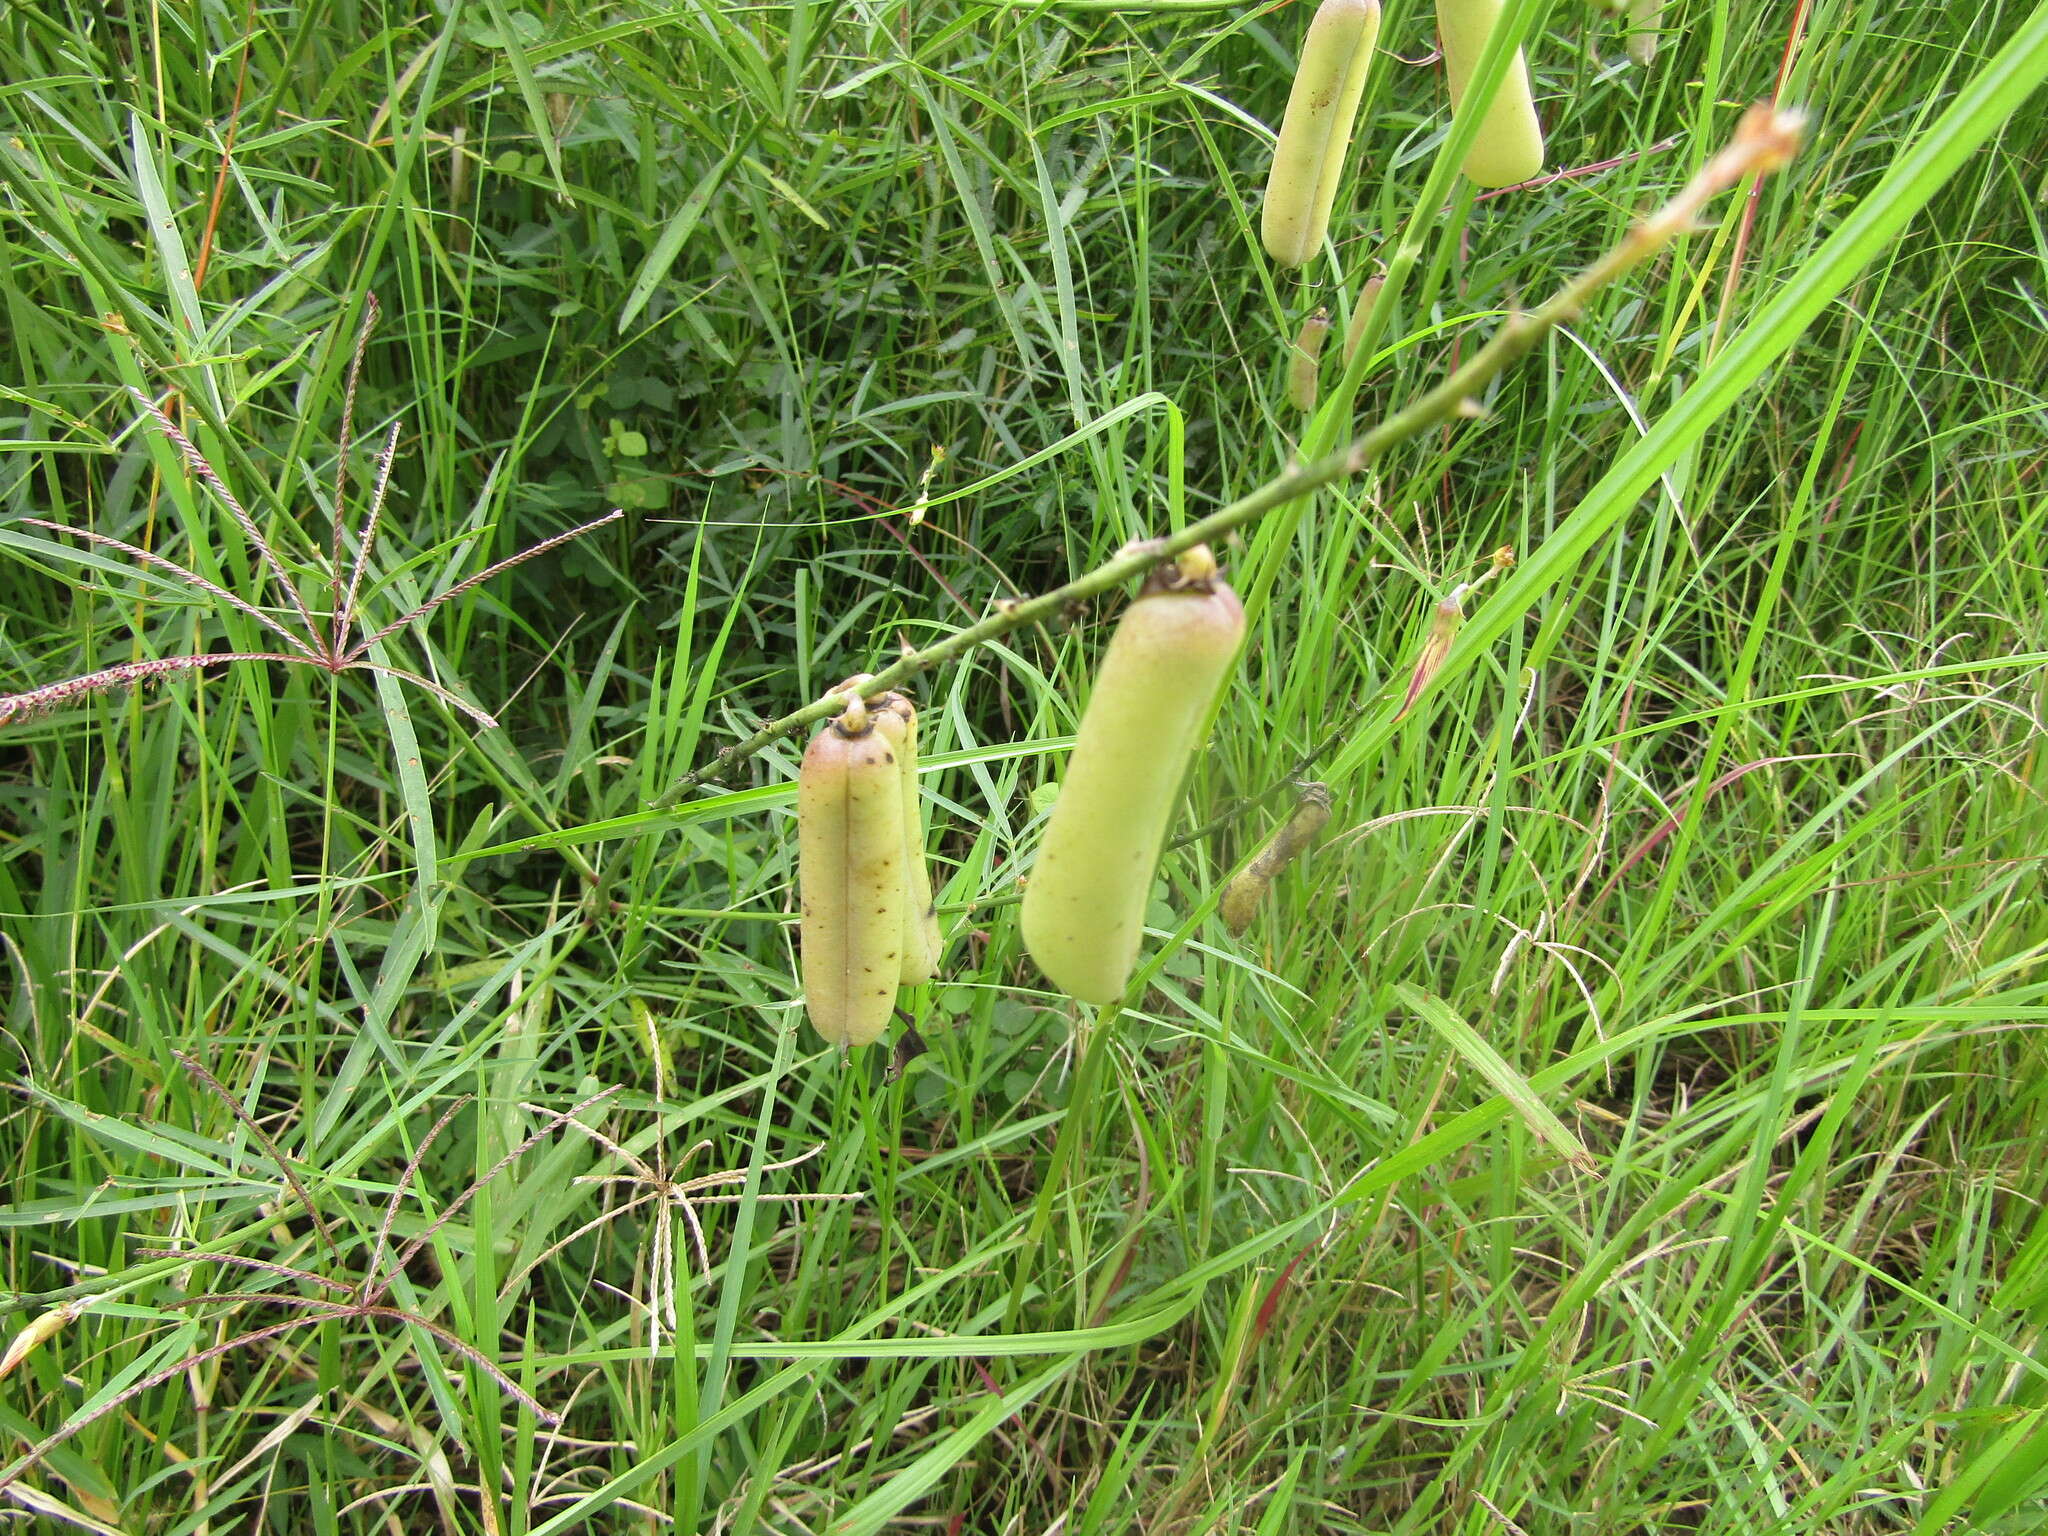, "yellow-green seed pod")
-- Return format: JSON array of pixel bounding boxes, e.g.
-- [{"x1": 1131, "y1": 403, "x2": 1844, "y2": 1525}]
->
[
  {"x1": 1021, "y1": 547, "x2": 1246, "y2": 1004},
  {"x1": 870, "y1": 690, "x2": 944, "y2": 984},
  {"x1": 1219, "y1": 784, "x2": 1334, "y2": 936},
  {"x1": 1287, "y1": 308, "x2": 1332, "y2": 414},
  {"x1": 799, "y1": 696, "x2": 907, "y2": 1048},
  {"x1": 1261, "y1": 0, "x2": 1383, "y2": 269},
  {"x1": 1625, "y1": 0, "x2": 1663, "y2": 67},
  {"x1": 1437, "y1": 0, "x2": 1545, "y2": 188},
  {"x1": 1342, "y1": 273, "x2": 1387, "y2": 368}
]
